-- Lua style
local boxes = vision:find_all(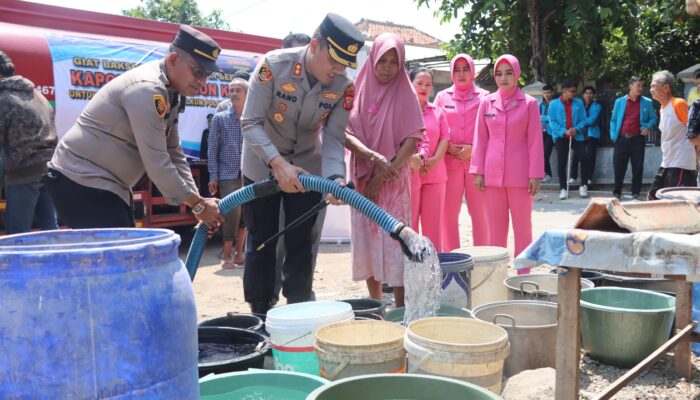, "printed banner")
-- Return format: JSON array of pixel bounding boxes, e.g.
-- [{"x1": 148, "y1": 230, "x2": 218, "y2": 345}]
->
[{"x1": 45, "y1": 33, "x2": 259, "y2": 159}]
